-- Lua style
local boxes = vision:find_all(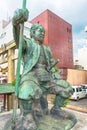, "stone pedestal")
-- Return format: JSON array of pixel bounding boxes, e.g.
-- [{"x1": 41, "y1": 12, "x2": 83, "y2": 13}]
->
[
  {"x1": 37, "y1": 115, "x2": 75, "y2": 130},
  {"x1": 2, "y1": 110, "x2": 76, "y2": 130}
]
